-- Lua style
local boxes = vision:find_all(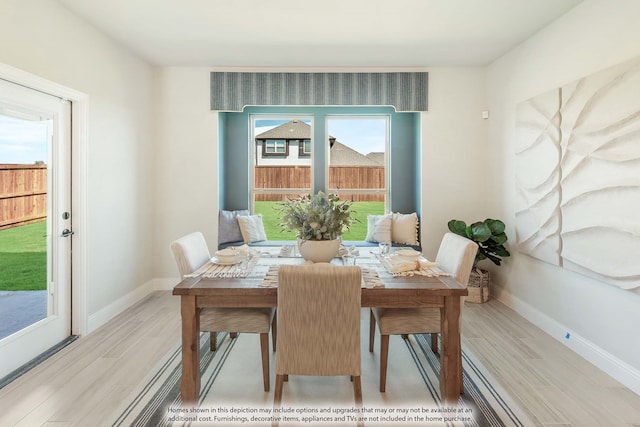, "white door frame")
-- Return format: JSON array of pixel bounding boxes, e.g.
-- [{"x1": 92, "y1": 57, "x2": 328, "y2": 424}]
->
[{"x1": 0, "y1": 63, "x2": 88, "y2": 336}]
